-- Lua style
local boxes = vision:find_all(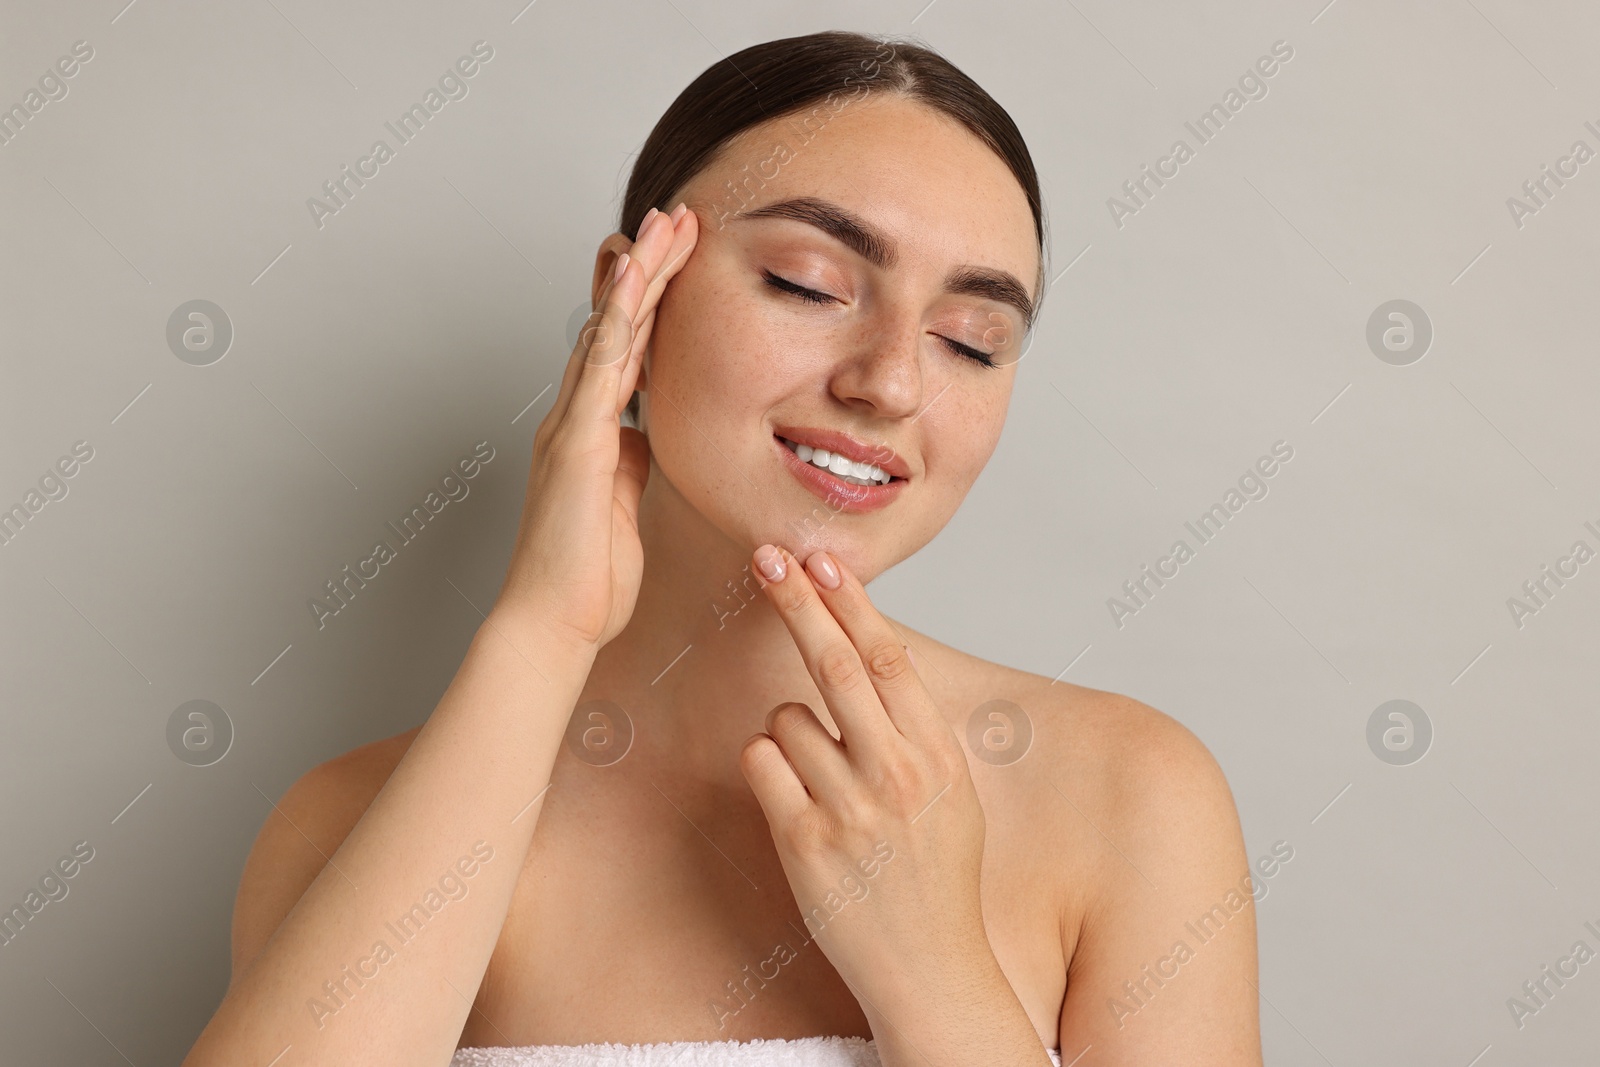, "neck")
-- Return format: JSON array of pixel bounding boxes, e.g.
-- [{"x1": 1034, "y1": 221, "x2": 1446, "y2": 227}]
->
[{"x1": 578, "y1": 458, "x2": 828, "y2": 789}]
